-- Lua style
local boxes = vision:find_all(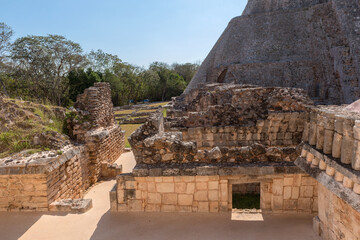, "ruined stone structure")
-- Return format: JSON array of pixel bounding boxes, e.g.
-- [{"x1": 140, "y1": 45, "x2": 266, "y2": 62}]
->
[
  {"x1": 186, "y1": 0, "x2": 360, "y2": 104},
  {"x1": 0, "y1": 83, "x2": 125, "y2": 211},
  {"x1": 296, "y1": 106, "x2": 360, "y2": 240},
  {"x1": 111, "y1": 83, "x2": 360, "y2": 239},
  {"x1": 111, "y1": 84, "x2": 318, "y2": 214}
]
